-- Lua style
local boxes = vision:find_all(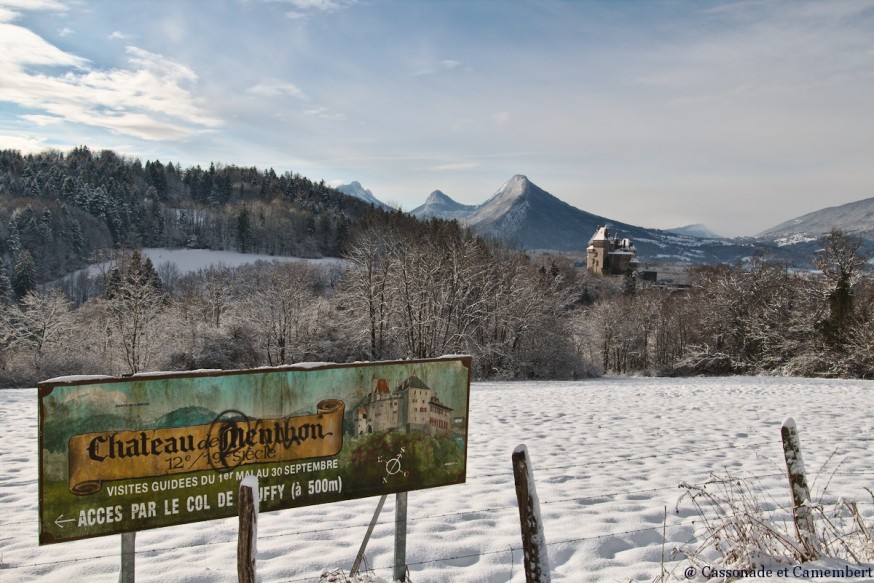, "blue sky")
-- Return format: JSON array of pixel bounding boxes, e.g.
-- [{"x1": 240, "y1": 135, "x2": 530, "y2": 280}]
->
[{"x1": 1, "y1": 0, "x2": 873, "y2": 237}]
